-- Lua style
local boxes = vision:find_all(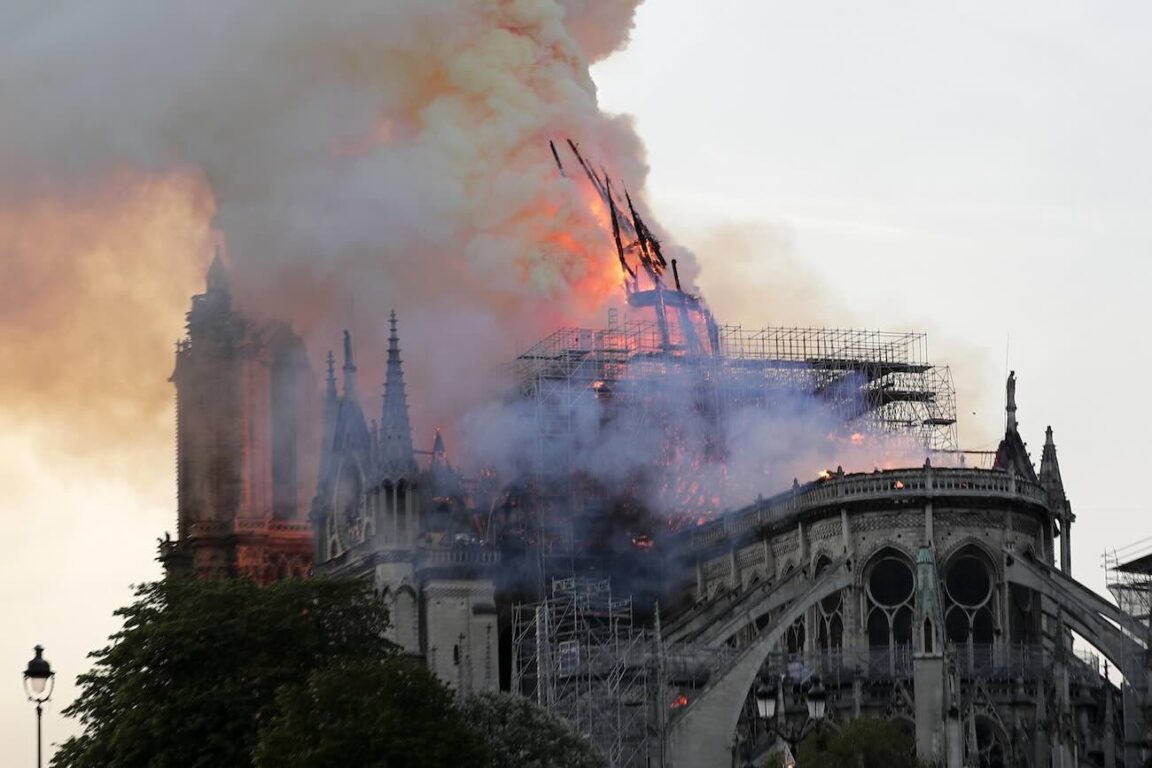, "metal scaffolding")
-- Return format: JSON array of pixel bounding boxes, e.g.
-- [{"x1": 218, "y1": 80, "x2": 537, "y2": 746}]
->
[
  {"x1": 1106, "y1": 539, "x2": 1152, "y2": 634},
  {"x1": 1104, "y1": 540, "x2": 1152, "y2": 762},
  {"x1": 511, "y1": 577, "x2": 655, "y2": 767},
  {"x1": 513, "y1": 315, "x2": 958, "y2": 484}
]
